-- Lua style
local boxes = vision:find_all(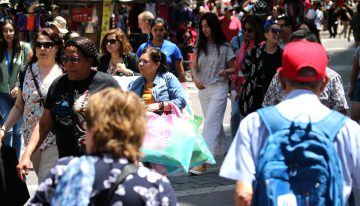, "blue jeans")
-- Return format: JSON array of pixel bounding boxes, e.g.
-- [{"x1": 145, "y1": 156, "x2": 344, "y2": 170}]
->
[
  {"x1": 230, "y1": 99, "x2": 243, "y2": 139},
  {"x1": 0, "y1": 92, "x2": 22, "y2": 158}
]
